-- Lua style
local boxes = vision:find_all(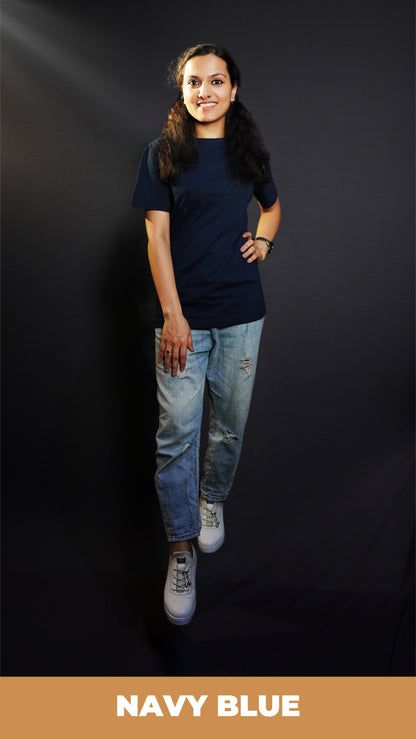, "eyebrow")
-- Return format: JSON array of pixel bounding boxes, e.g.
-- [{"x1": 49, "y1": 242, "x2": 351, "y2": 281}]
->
[{"x1": 186, "y1": 72, "x2": 227, "y2": 79}]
